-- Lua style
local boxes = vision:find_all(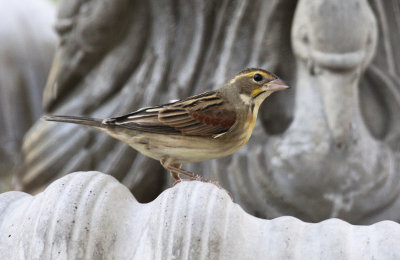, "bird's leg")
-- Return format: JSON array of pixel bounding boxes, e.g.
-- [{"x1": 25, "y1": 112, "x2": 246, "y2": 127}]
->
[
  {"x1": 159, "y1": 158, "x2": 232, "y2": 199},
  {"x1": 169, "y1": 163, "x2": 182, "y2": 182},
  {"x1": 169, "y1": 163, "x2": 187, "y2": 186},
  {"x1": 160, "y1": 158, "x2": 205, "y2": 183}
]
